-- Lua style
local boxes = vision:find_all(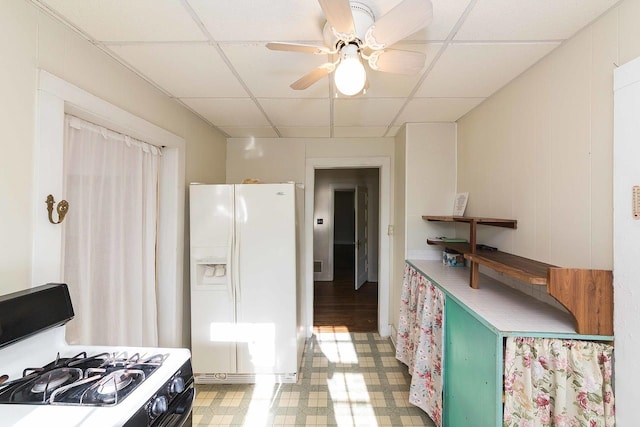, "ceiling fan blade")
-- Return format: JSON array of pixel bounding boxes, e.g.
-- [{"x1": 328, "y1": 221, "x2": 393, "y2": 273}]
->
[
  {"x1": 266, "y1": 42, "x2": 329, "y2": 55},
  {"x1": 290, "y1": 64, "x2": 335, "y2": 90},
  {"x1": 368, "y1": 49, "x2": 426, "y2": 75},
  {"x1": 318, "y1": 0, "x2": 355, "y2": 37},
  {"x1": 365, "y1": 0, "x2": 433, "y2": 50}
]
